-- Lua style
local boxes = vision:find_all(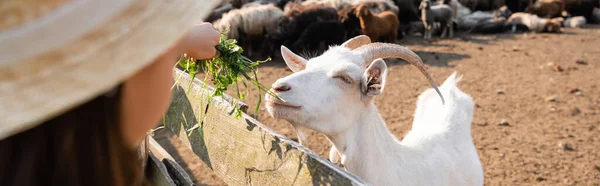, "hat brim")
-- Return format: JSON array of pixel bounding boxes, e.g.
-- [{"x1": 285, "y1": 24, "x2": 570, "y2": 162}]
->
[{"x1": 0, "y1": 0, "x2": 220, "y2": 139}]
